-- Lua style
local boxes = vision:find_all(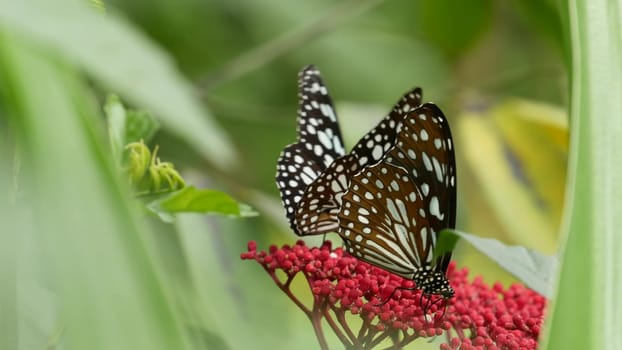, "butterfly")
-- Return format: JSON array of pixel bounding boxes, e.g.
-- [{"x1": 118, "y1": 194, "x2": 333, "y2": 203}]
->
[
  {"x1": 337, "y1": 103, "x2": 457, "y2": 299},
  {"x1": 276, "y1": 65, "x2": 422, "y2": 236}
]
